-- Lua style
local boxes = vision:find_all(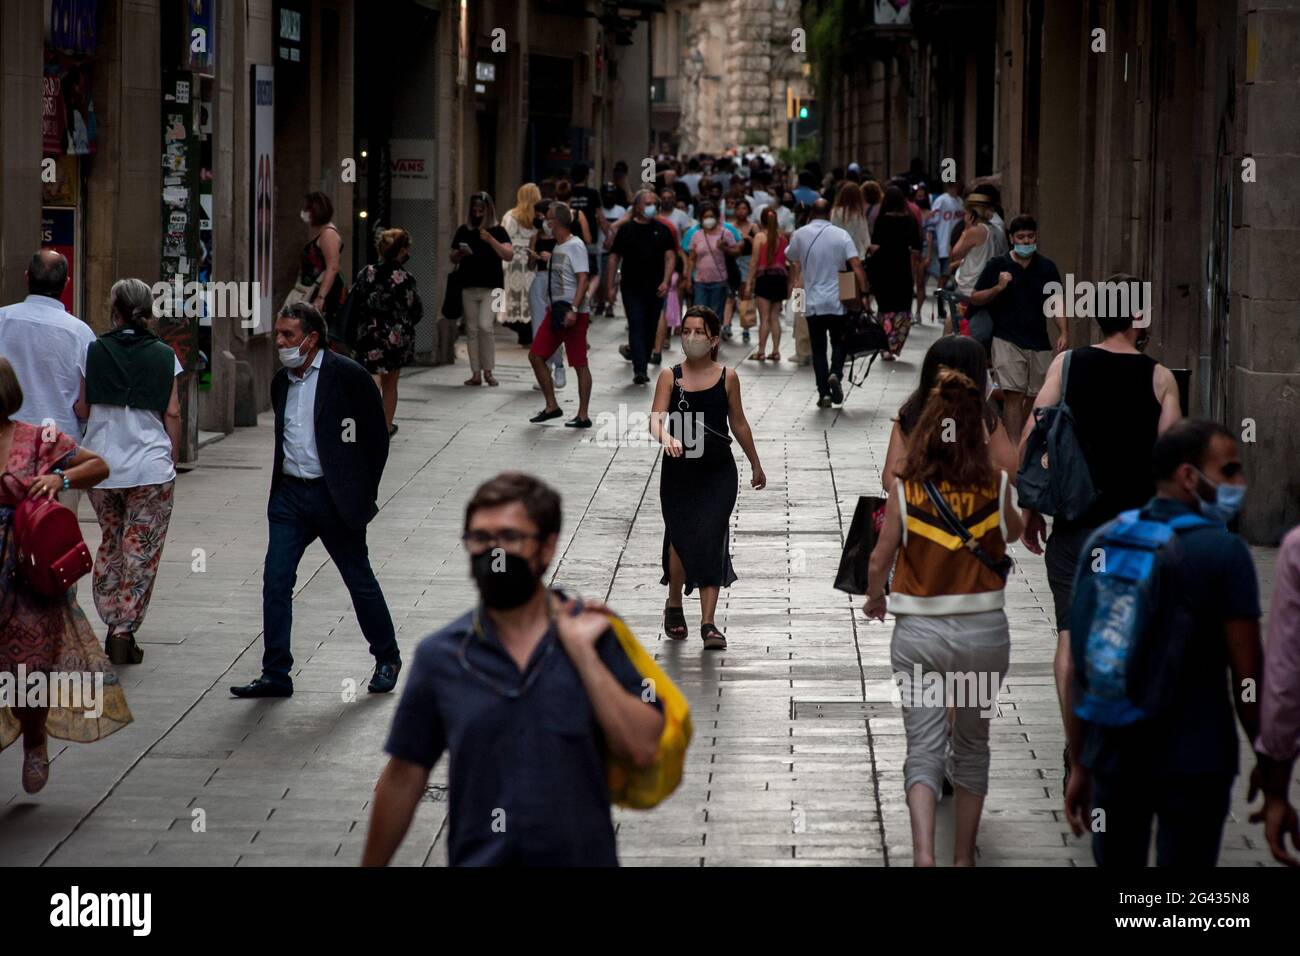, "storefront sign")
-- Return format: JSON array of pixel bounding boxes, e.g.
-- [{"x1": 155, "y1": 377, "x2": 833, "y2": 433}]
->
[
  {"x1": 249, "y1": 64, "x2": 275, "y2": 337},
  {"x1": 873, "y1": 0, "x2": 910, "y2": 26},
  {"x1": 183, "y1": 0, "x2": 217, "y2": 76},
  {"x1": 42, "y1": 52, "x2": 97, "y2": 156},
  {"x1": 45, "y1": 0, "x2": 99, "y2": 55},
  {"x1": 276, "y1": 1, "x2": 306, "y2": 64},
  {"x1": 160, "y1": 71, "x2": 201, "y2": 369},
  {"x1": 40, "y1": 207, "x2": 77, "y2": 314},
  {"x1": 389, "y1": 139, "x2": 435, "y2": 201}
]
